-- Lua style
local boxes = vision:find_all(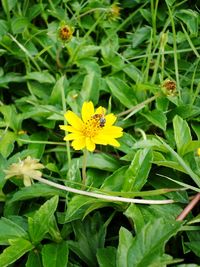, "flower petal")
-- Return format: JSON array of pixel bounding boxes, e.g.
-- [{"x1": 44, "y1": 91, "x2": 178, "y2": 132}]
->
[
  {"x1": 105, "y1": 113, "x2": 116, "y2": 126},
  {"x1": 95, "y1": 106, "x2": 106, "y2": 115},
  {"x1": 107, "y1": 138, "x2": 121, "y2": 147},
  {"x1": 71, "y1": 137, "x2": 86, "y2": 150},
  {"x1": 60, "y1": 125, "x2": 81, "y2": 133},
  {"x1": 86, "y1": 137, "x2": 96, "y2": 151},
  {"x1": 82, "y1": 101, "x2": 94, "y2": 122},
  {"x1": 64, "y1": 133, "x2": 82, "y2": 141},
  {"x1": 101, "y1": 126, "x2": 123, "y2": 137},
  {"x1": 64, "y1": 111, "x2": 83, "y2": 130},
  {"x1": 92, "y1": 136, "x2": 108, "y2": 145}
]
